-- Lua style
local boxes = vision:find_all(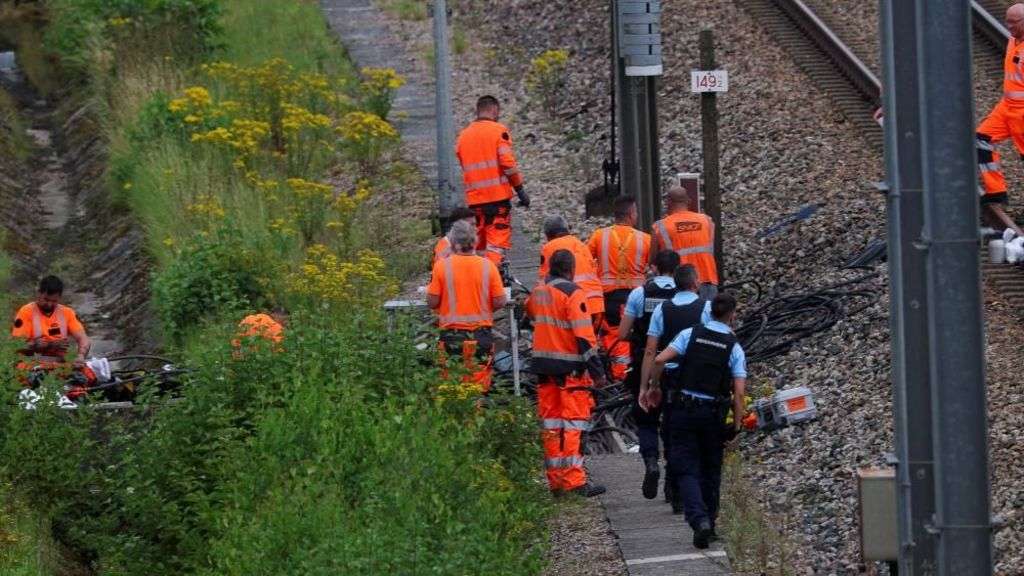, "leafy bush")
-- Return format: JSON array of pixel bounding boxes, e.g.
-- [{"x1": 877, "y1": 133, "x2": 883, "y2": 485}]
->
[
  {"x1": 526, "y1": 49, "x2": 571, "y2": 119},
  {"x1": 0, "y1": 316, "x2": 550, "y2": 575},
  {"x1": 151, "y1": 231, "x2": 278, "y2": 342},
  {"x1": 46, "y1": 0, "x2": 222, "y2": 72}
]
